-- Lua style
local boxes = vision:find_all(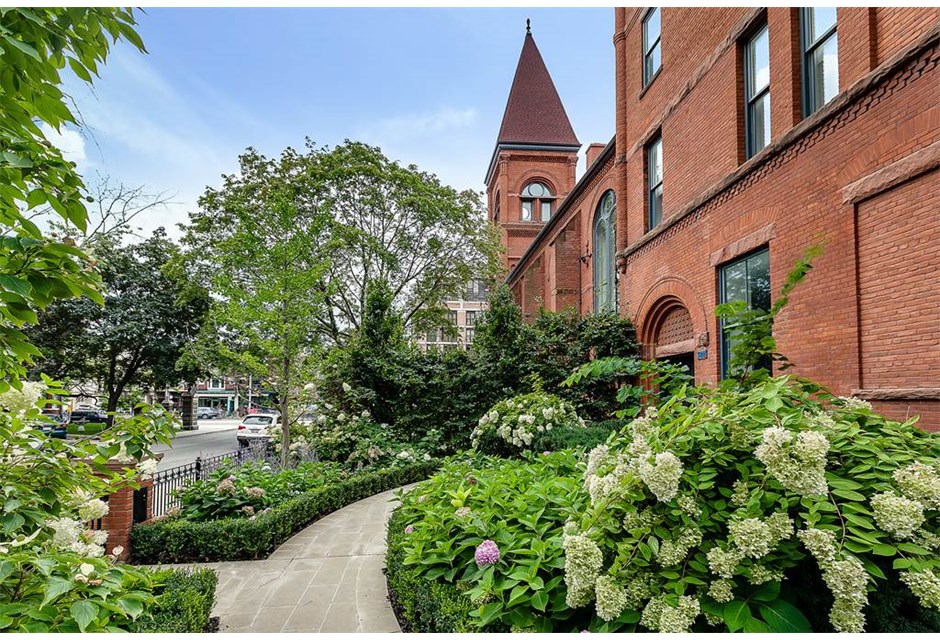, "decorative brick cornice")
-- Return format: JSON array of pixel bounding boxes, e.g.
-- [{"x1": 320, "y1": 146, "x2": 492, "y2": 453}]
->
[{"x1": 619, "y1": 27, "x2": 939, "y2": 264}]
